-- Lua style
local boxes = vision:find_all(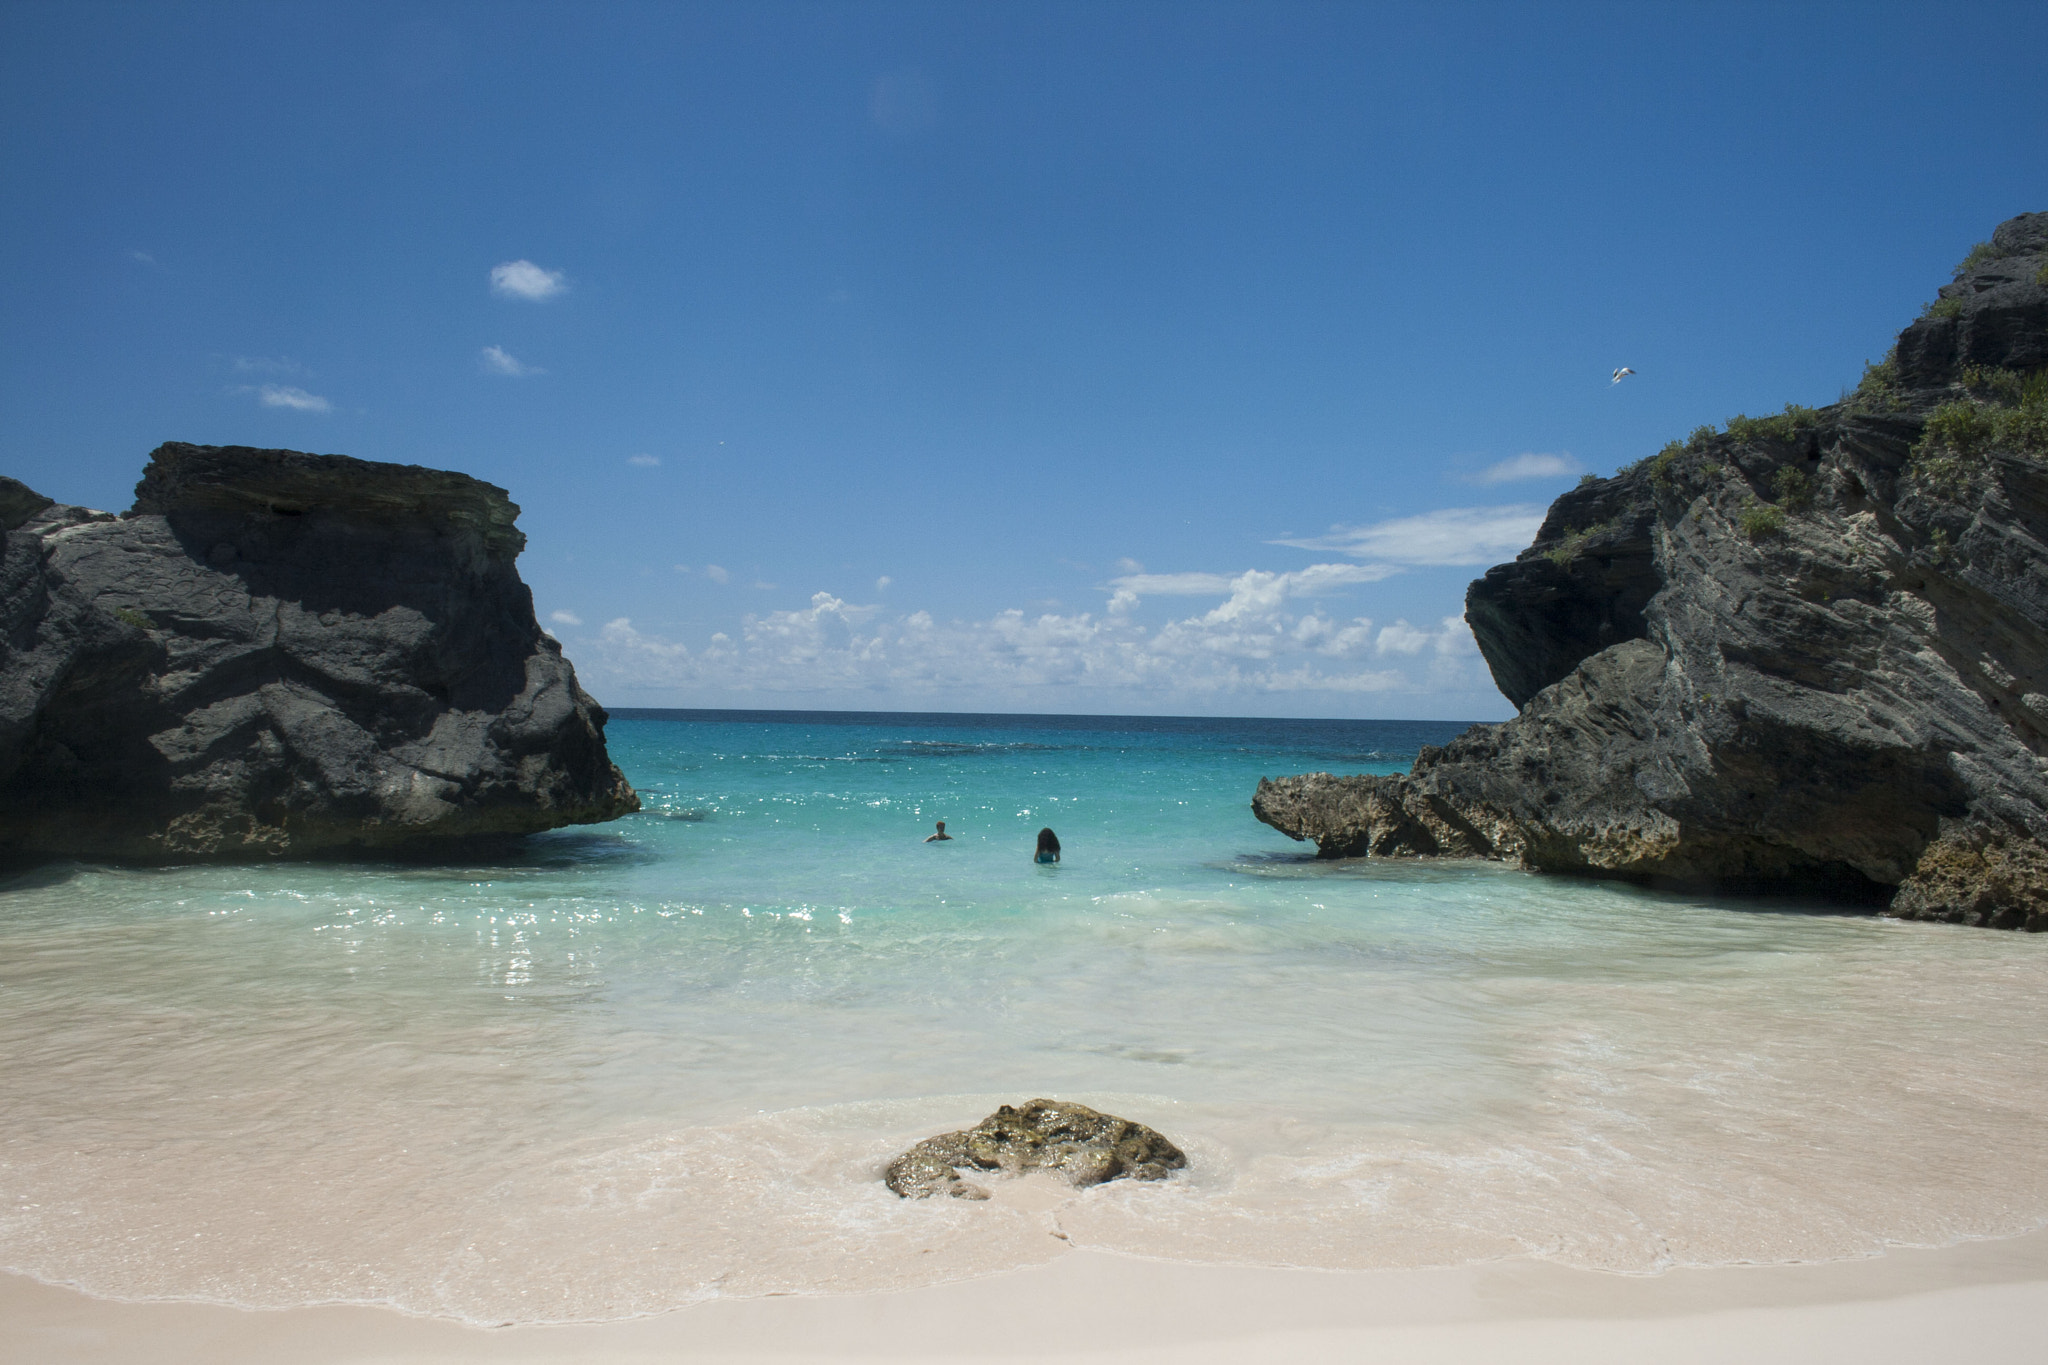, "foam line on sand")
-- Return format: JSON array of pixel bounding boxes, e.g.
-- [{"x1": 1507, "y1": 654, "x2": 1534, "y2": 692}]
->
[{"x1": 8, "y1": 1226, "x2": 2048, "y2": 1364}]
